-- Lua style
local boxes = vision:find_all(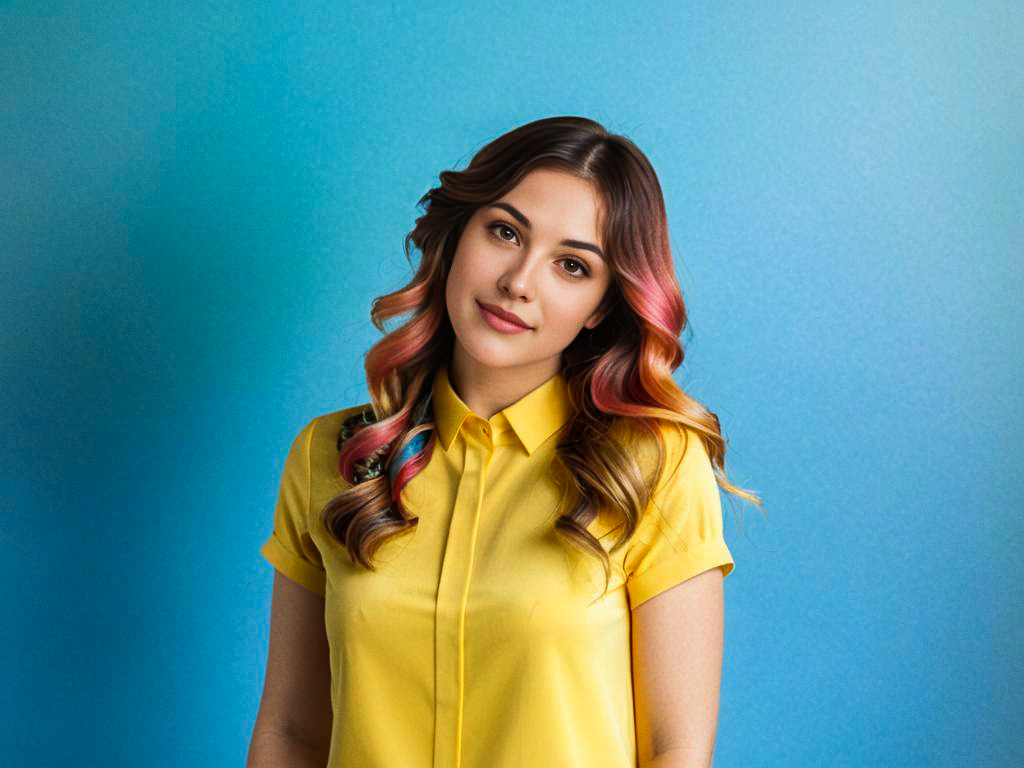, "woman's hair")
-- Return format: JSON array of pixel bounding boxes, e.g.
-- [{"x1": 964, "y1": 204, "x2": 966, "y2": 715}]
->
[{"x1": 321, "y1": 115, "x2": 761, "y2": 587}]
